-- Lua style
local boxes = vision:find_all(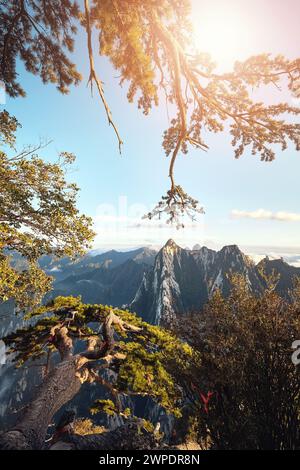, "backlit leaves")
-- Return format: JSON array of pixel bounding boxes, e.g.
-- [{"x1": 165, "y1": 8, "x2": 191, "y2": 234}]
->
[{"x1": 0, "y1": 111, "x2": 95, "y2": 310}]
